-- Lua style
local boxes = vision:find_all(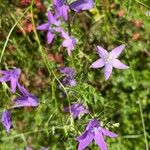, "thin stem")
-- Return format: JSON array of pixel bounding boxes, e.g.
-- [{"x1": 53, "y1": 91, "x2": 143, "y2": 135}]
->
[
  {"x1": 138, "y1": 98, "x2": 149, "y2": 150},
  {"x1": 0, "y1": 7, "x2": 30, "y2": 63},
  {"x1": 30, "y1": 0, "x2": 74, "y2": 126},
  {"x1": 125, "y1": 50, "x2": 149, "y2": 150}
]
